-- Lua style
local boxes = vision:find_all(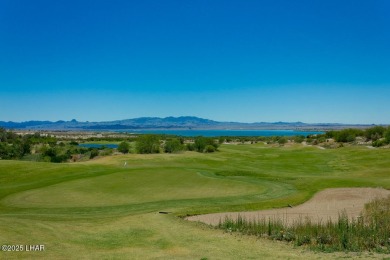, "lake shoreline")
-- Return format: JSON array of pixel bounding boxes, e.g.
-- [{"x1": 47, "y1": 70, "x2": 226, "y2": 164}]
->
[{"x1": 119, "y1": 129, "x2": 324, "y2": 137}]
